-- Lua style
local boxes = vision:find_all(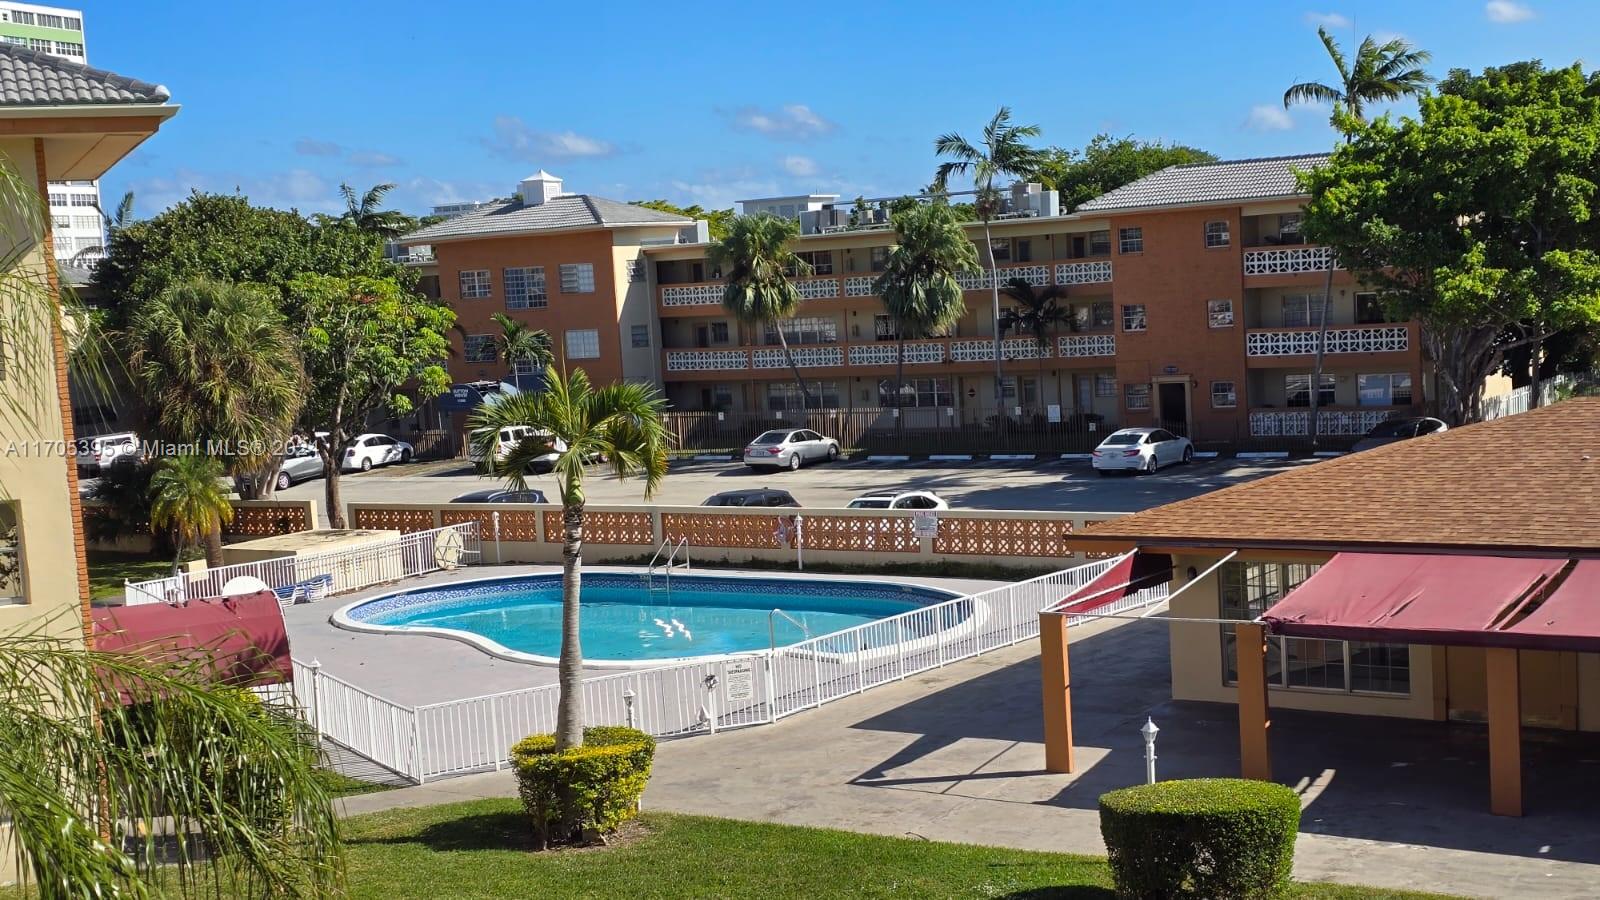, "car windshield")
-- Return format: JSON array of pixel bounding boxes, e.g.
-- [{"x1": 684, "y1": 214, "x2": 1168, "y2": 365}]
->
[
  {"x1": 1365, "y1": 420, "x2": 1414, "y2": 437},
  {"x1": 848, "y1": 498, "x2": 892, "y2": 509},
  {"x1": 751, "y1": 431, "x2": 789, "y2": 445},
  {"x1": 1102, "y1": 433, "x2": 1143, "y2": 446}
]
